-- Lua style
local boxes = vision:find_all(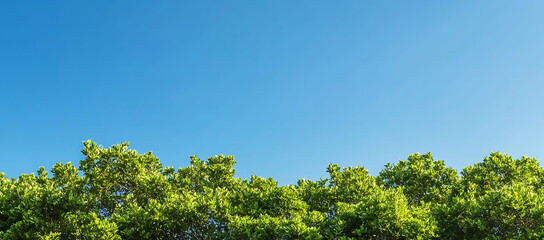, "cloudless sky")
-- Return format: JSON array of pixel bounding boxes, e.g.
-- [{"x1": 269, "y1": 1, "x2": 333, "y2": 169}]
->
[{"x1": 1, "y1": 1, "x2": 544, "y2": 185}]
